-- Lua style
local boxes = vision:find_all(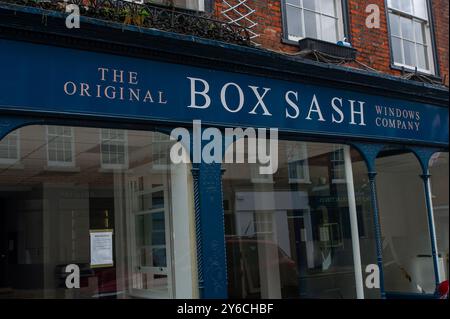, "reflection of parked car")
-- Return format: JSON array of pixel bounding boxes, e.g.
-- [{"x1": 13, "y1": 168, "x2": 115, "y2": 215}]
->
[
  {"x1": 226, "y1": 236, "x2": 299, "y2": 298},
  {"x1": 55, "y1": 264, "x2": 120, "y2": 298}
]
